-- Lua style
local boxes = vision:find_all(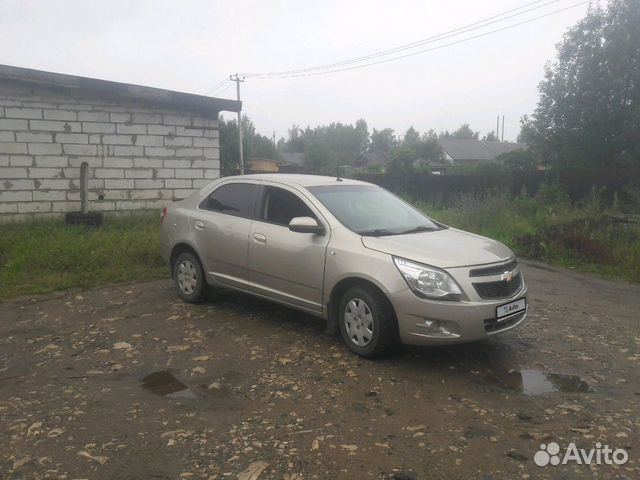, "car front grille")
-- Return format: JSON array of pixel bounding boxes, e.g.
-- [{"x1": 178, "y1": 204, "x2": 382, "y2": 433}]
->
[
  {"x1": 470, "y1": 259, "x2": 518, "y2": 277},
  {"x1": 473, "y1": 272, "x2": 523, "y2": 300}
]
